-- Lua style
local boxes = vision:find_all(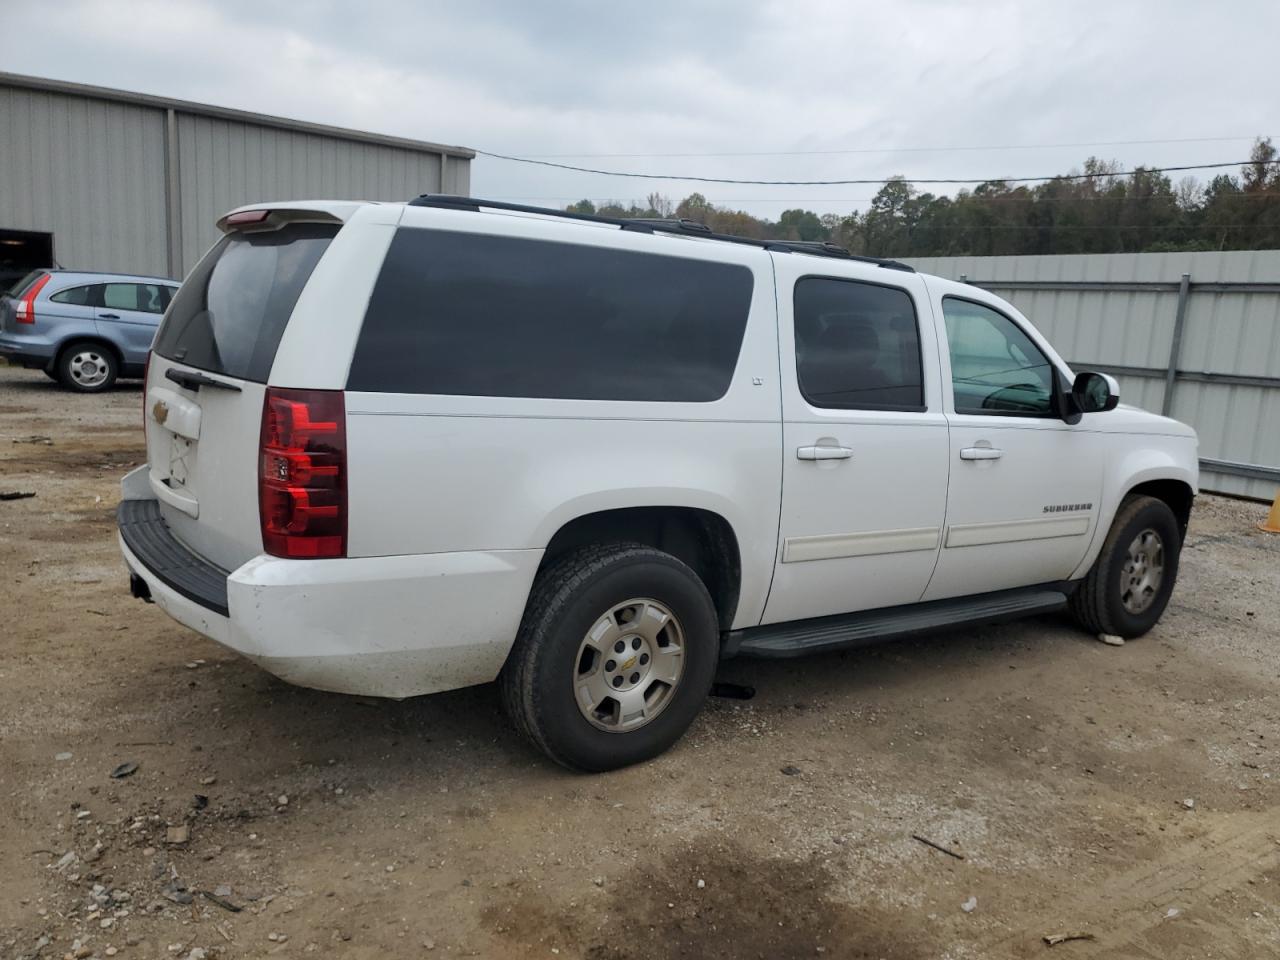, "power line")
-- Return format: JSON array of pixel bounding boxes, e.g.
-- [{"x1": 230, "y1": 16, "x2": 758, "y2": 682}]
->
[
  {"x1": 473, "y1": 152, "x2": 1280, "y2": 187},
  {"x1": 521, "y1": 135, "x2": 1268, "y2": 160},
  {"x1": 487, "y1": 192, "x2": 1280, "y2": 205},
  {"x1": 900, "y1": 222, "x2": 1268, "y2": 232}
]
